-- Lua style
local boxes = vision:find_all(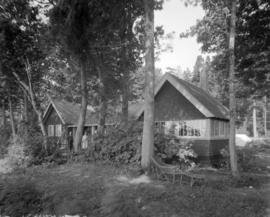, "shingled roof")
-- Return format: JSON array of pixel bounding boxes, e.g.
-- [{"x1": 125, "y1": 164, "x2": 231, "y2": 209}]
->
[
  {"x1": 136, "y1": 73, "x2": 229, "y2": 120},
  {"x1": 43, "y1": 97, "x2": 140, "y2": 126},
  {"x1": 43, "y1": 73, "x2": 228, "y2": 125}
]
